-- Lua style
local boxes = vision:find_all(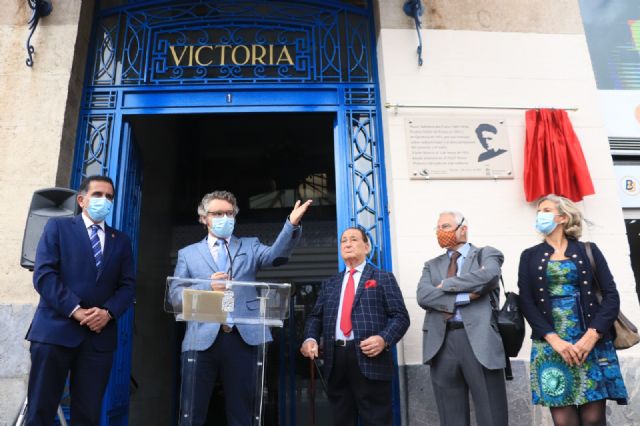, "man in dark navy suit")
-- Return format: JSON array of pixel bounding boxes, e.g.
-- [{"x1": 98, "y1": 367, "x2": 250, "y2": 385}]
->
[
  {"x1": 25, "y1": 175, "x2": 136, "y2": 426},
  {"x1": 301, "y1": 227, "x2": 410, "y2": 426}
]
